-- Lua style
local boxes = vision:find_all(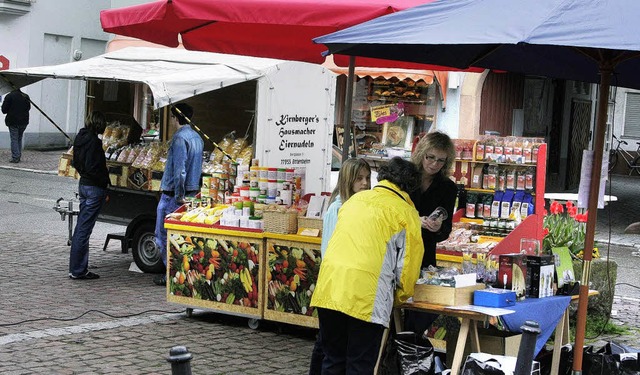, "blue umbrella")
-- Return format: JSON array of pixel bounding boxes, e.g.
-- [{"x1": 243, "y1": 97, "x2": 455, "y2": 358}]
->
[{"x1": 316, "y1": 0, "x2": 640, "y2": 373}]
